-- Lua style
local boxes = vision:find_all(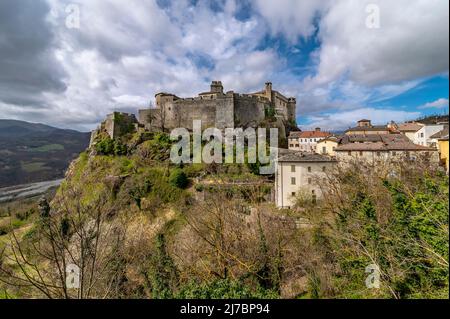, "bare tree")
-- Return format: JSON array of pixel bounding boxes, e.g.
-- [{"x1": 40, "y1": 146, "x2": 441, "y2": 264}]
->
[{"x1": 0, "y1": 185, "x2": 128, "y2": 299}]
